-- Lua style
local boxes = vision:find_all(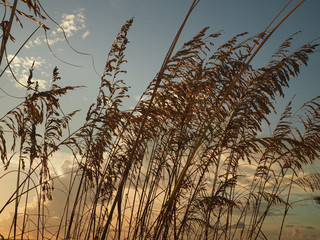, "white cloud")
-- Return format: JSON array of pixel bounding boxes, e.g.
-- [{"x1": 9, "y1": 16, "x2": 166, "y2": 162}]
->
[
  {"x1": 34, "y1": 36, "x2": 42, "y2": 45},
  {"x1": 58, "y1": 8, "x2": 86, "y2": 38},
  {"x1": 82, "y1": 30, "x2": 90, "y2": 39},
  {"x1": 26, "y1": 8, "x2": 89, "y2": 48},
  {"x1": 6, "y1": 55, "x2": 50, "y2": 90}
]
